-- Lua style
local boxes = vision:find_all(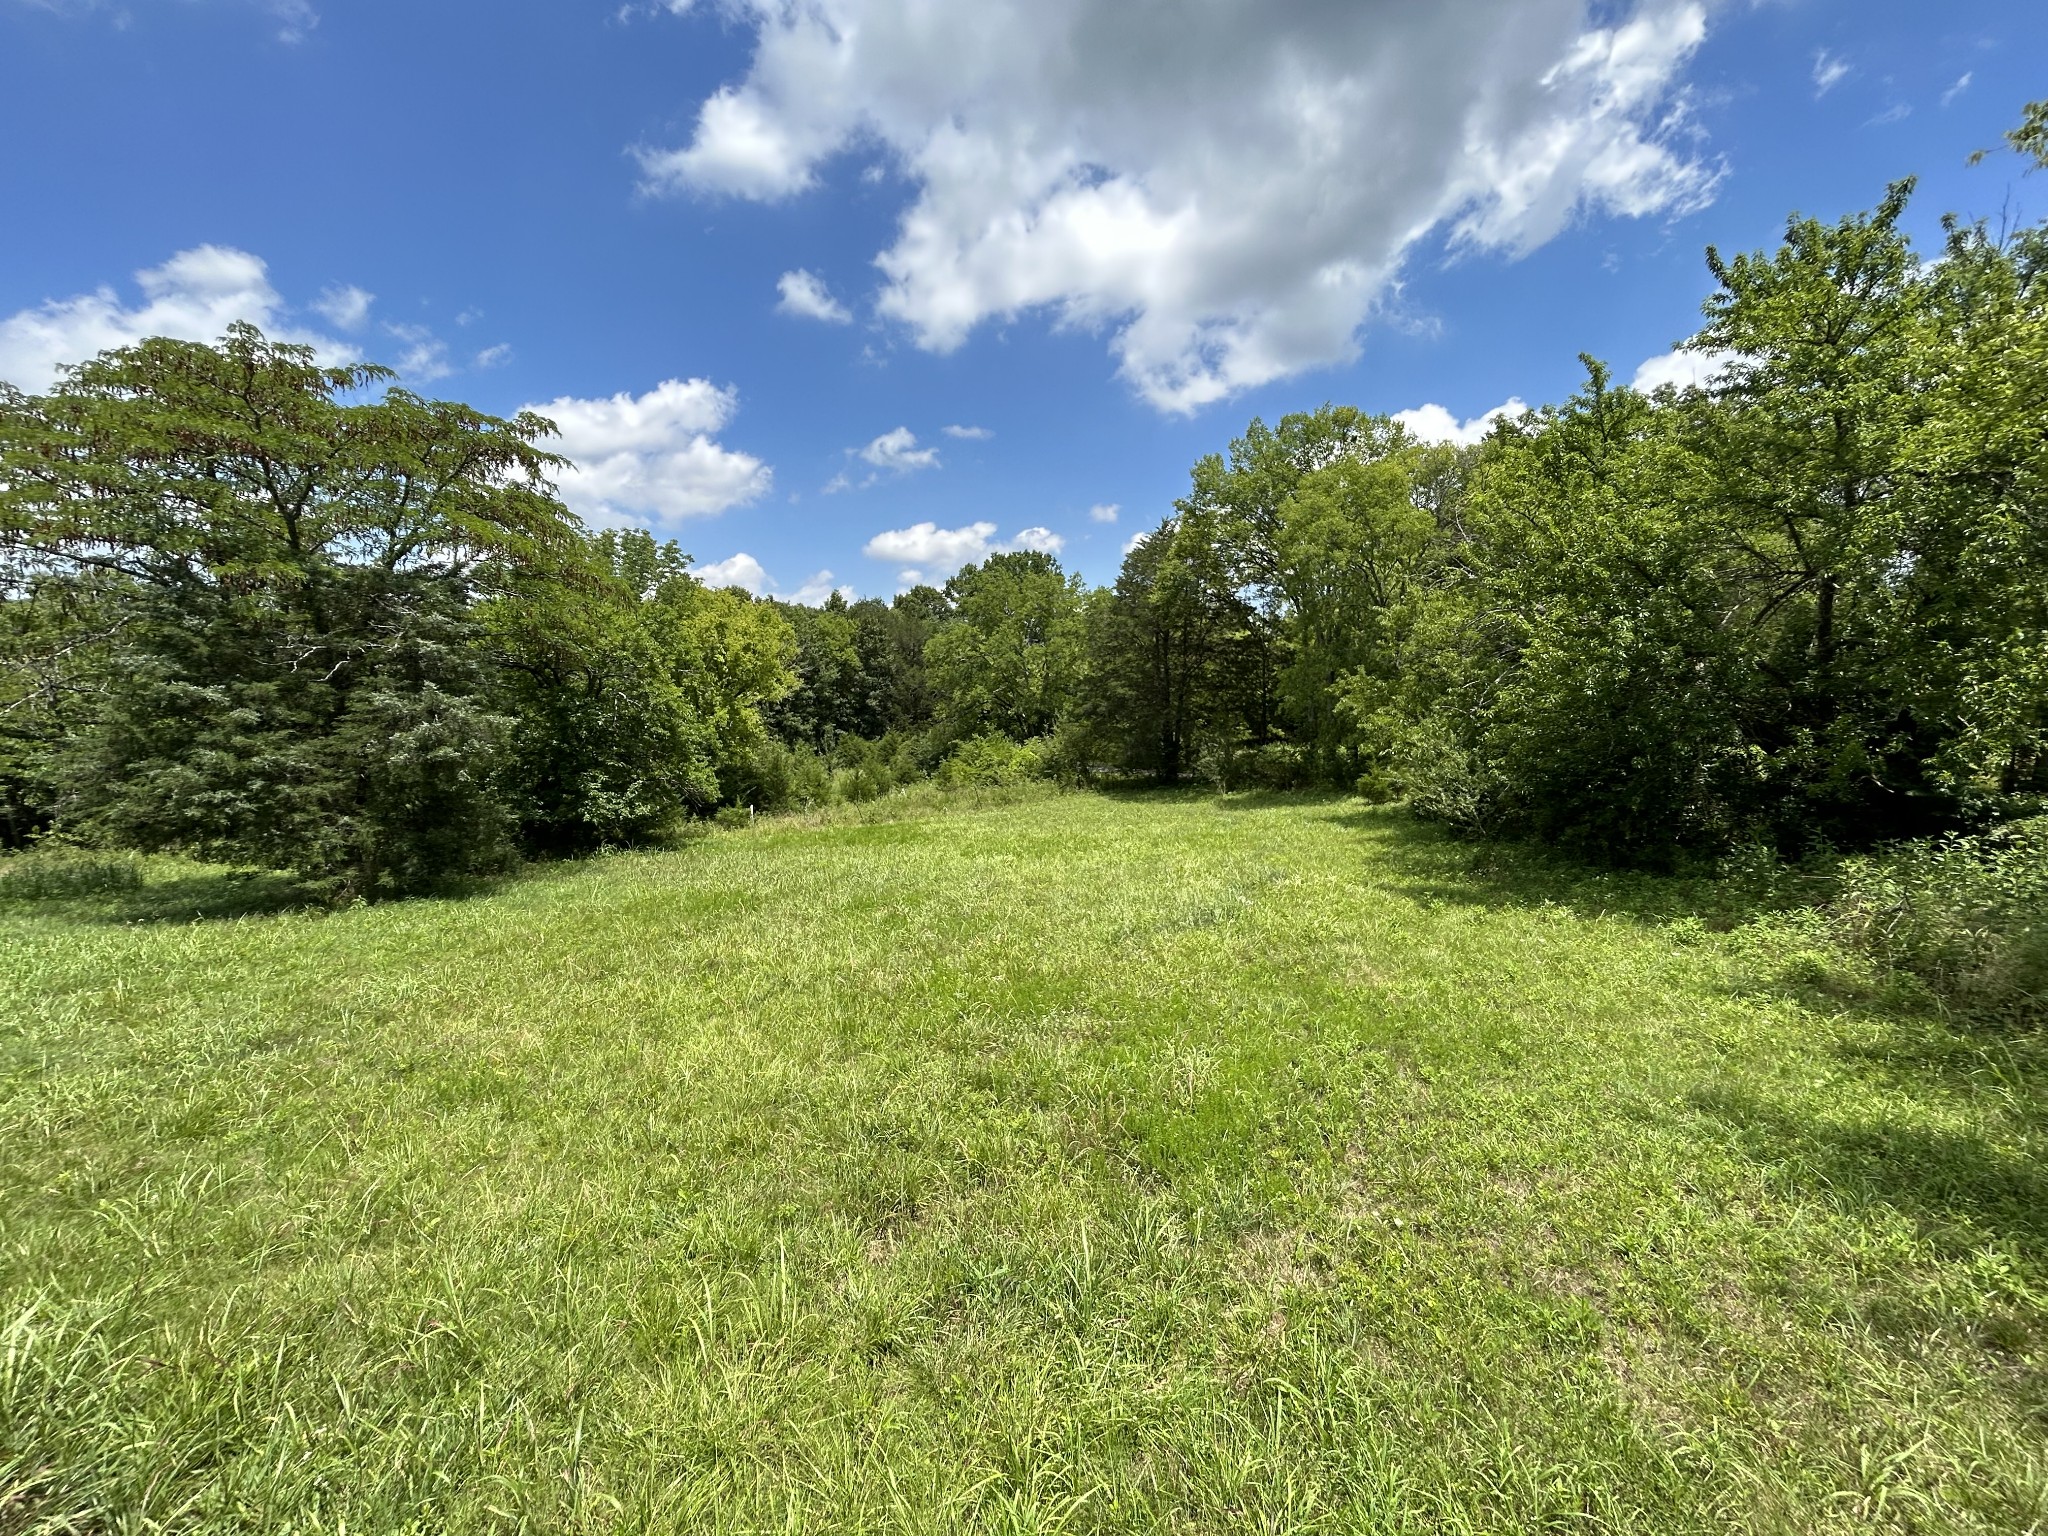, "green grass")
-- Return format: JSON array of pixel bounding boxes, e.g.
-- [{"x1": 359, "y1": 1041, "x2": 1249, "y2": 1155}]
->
[{"x1": 2, "y1": 789, "x2": 2043, "y2": 1534}]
